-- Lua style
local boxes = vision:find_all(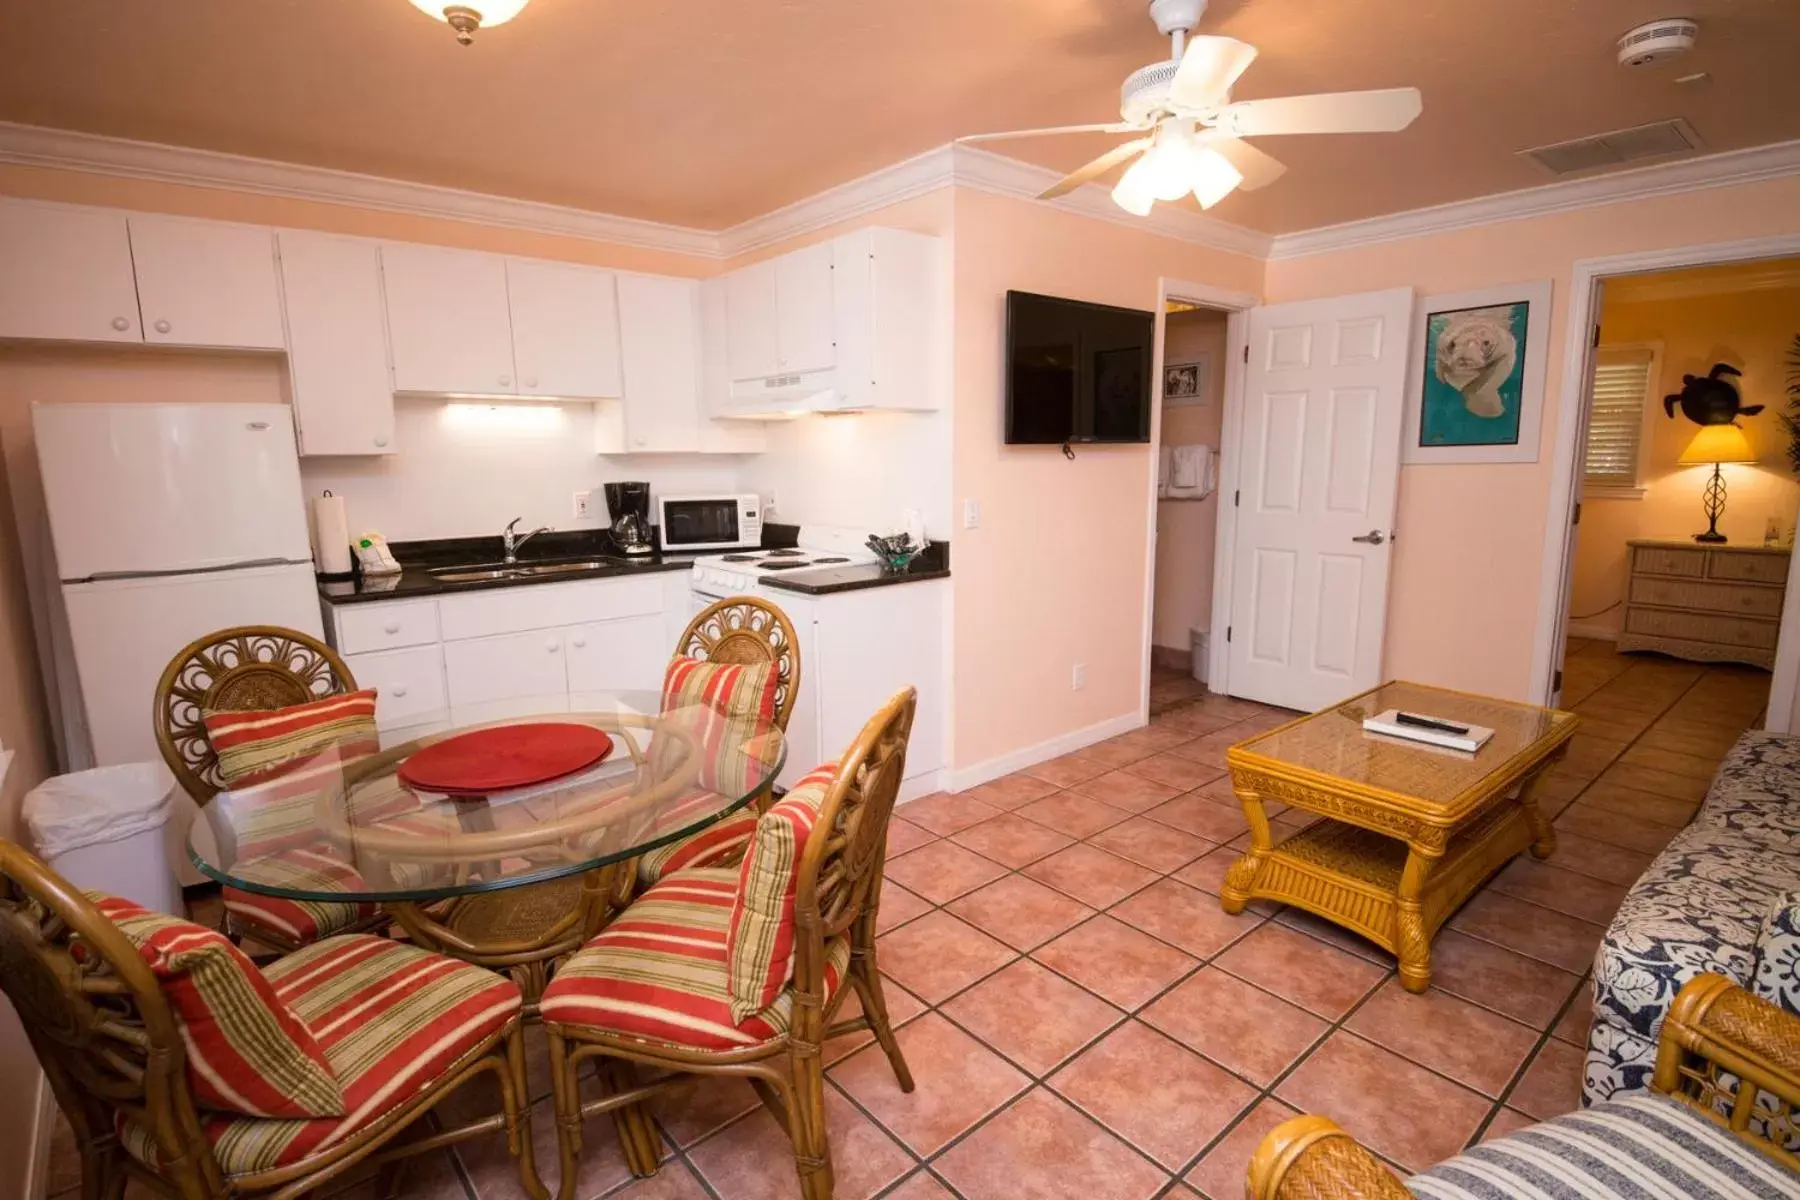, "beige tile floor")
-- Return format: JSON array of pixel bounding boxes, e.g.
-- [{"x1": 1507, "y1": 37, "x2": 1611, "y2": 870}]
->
[{"x1": 45, "y1": 641, "x2": 1770, "y2": 1200}]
